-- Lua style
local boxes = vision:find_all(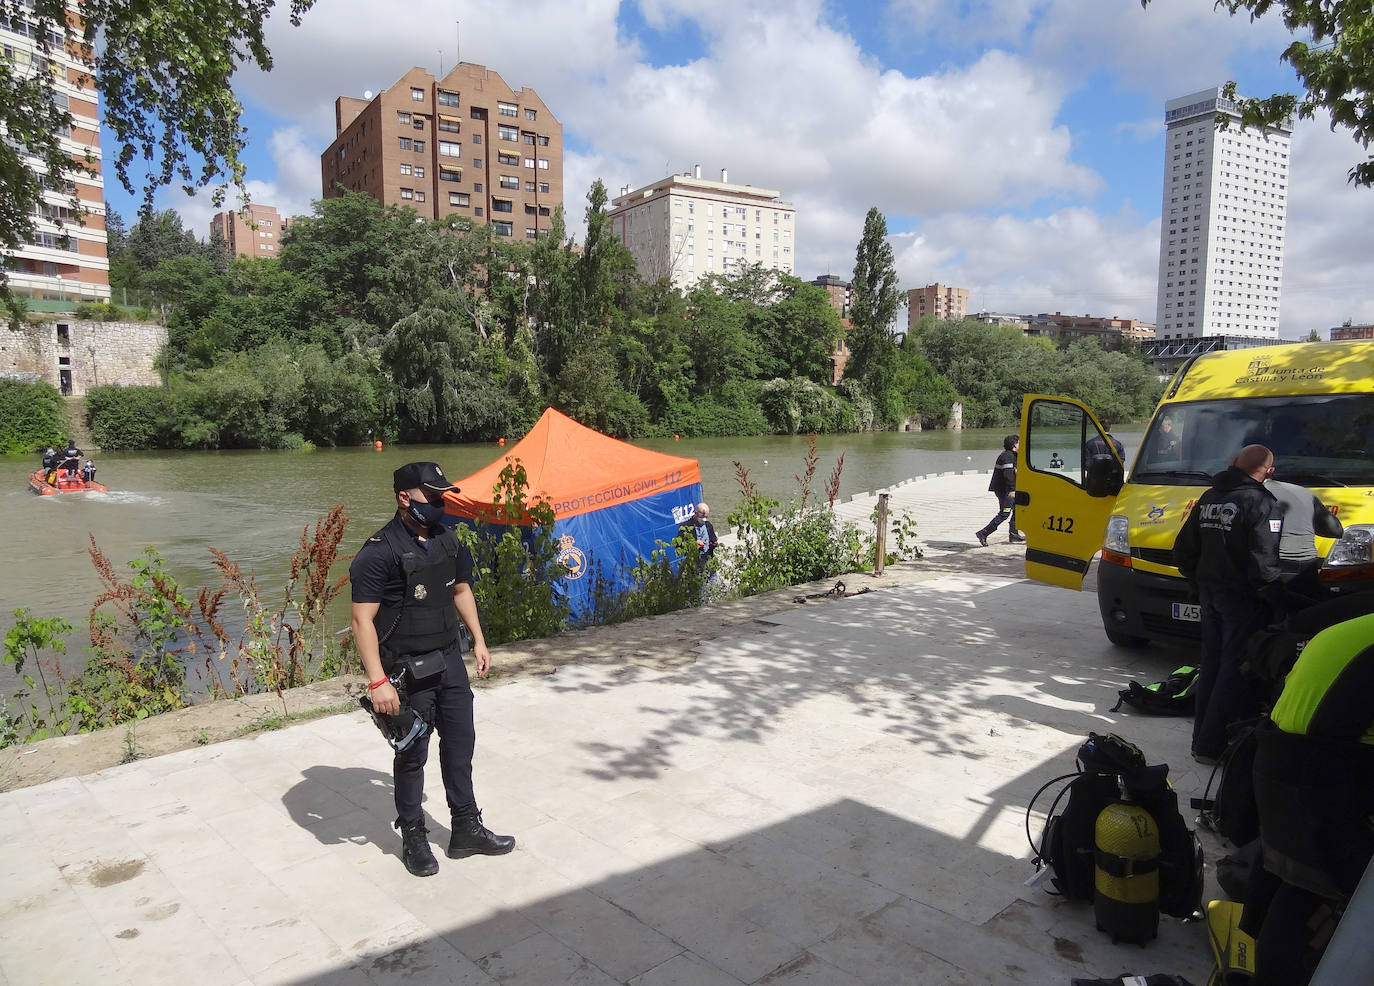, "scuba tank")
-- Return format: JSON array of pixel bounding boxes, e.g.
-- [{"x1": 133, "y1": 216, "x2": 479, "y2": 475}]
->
[{"x1": 1094, "y1": 799, "x2": 1161, "y2": 943}]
